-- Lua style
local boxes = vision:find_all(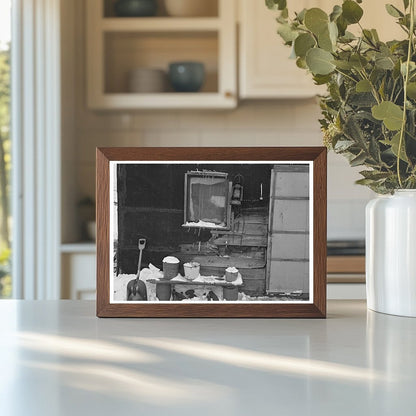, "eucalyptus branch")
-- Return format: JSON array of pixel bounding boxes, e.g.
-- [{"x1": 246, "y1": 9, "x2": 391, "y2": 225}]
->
[
  {"x1": 334, "y1": 68, "x2": 358, "y2": 84},
  {"x1": 358, "y1": 69, "x2": 381, "y2": 104},
  {"x1": 397, "y1": 0, "x2": 415, "y2": 188}
]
